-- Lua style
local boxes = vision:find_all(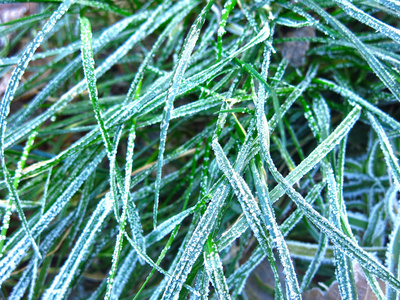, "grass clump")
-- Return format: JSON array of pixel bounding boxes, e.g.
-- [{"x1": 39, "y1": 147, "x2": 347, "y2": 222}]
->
[{"x1": 0, "y1": 0, "x2": 399, "y2": 299}]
